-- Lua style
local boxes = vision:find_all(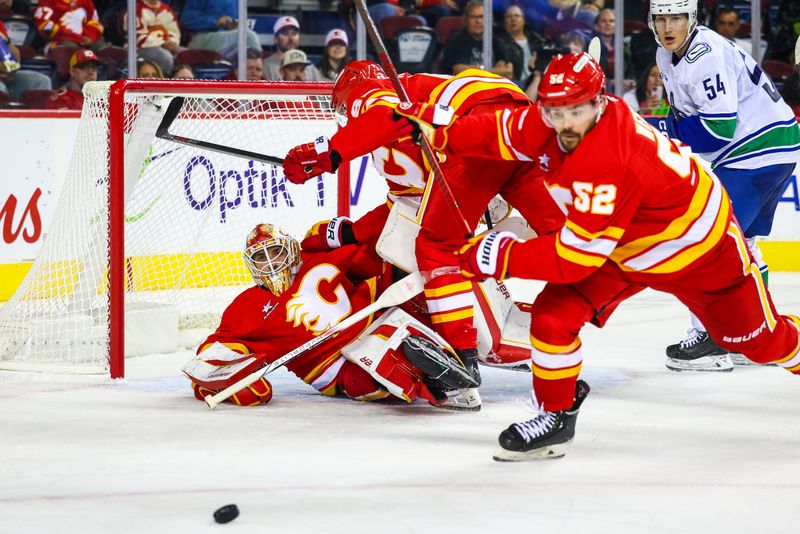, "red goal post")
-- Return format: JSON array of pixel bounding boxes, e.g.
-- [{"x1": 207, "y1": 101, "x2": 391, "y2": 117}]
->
[{"x1": 0, "y1": 79, "x2": 349, "y2": 378}]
